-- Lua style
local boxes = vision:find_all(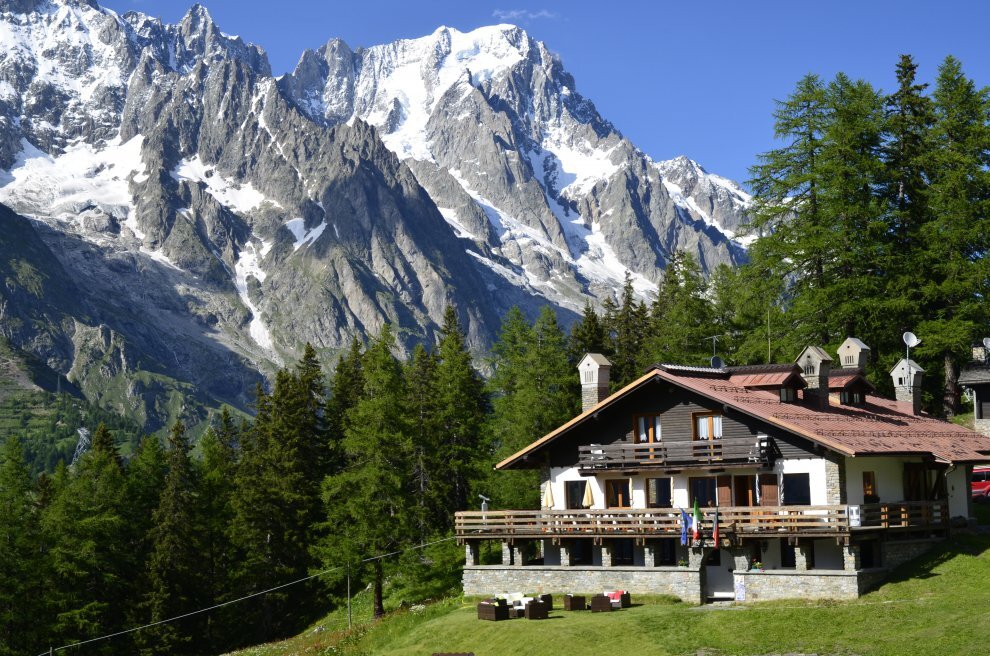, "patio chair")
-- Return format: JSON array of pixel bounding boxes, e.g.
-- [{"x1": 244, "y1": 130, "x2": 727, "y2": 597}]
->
[
  {"x1": 524, "y1": 599, "x2": 549, "y2": 620},
  {"x1": 589, "y1": 594, "x2": 612, "y2": 612},
  {"x1": 563, "y1": 594, "x2": 586, "y2": 611},
  {"x1": 538, "y1": 593, "x2": 553, "y2": 610},
  {"x1": 604, "y1": 590, "x2": 631, "y2": 608},
  {"x1": 477, "y1": 598, "x2": 509, "y2": 621}
]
